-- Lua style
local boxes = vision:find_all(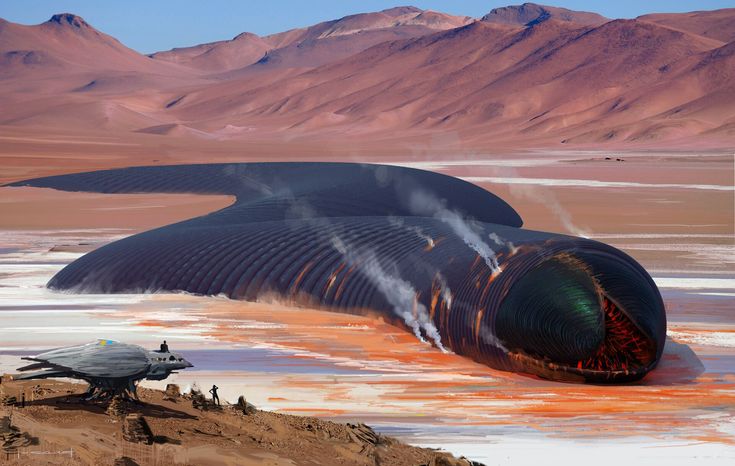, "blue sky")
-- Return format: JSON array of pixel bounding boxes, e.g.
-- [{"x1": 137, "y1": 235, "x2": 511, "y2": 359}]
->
[{"x1": 1, "y1": 1, "x2": 731, "y2": 53}]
